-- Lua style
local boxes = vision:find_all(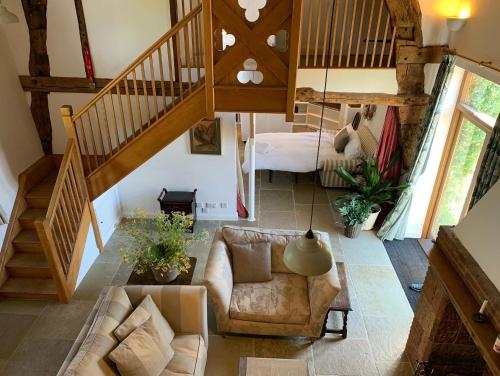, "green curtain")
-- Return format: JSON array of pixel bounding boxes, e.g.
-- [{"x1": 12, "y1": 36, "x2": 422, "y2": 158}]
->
[
  {"x1": 469, "y1": 114, "x2": 500, "y2": 208},
  {"x1": 377, "y1": 55, "x2": 456, "y2": 241}
]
